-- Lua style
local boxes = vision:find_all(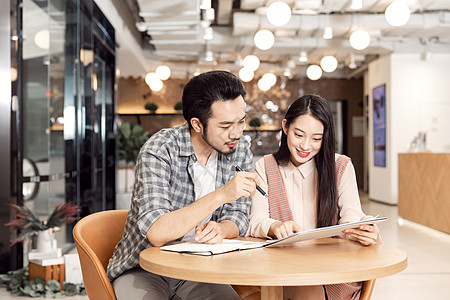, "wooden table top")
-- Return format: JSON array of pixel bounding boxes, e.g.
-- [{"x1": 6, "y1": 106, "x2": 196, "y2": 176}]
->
[{"x1": 140, "y1": 238, "x2": 407, "y2": 287}]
